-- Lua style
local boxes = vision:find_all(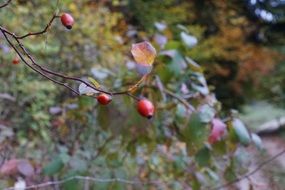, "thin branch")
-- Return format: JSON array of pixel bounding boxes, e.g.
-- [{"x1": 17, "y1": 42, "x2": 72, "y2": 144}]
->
[
  {"x1": 4, "y1": 175, "x2": 156, "y2": 190},
  {"x1": 163, "y1": 88, "x2": 195, "y2": 111},
  {"x1": 0, "y1": 25, "x2": 143, "y2": 100},
  {"x1": 0, "y1": 0, "x2": 12, "y2": 9},
  {"x1": 16, "y1": 14, "x2": 58, "y2": 39},
  {"x1": 154, "y1": 75, "x2": 166, "y2": 101},
  {"x1": 1, "y1": 30, "x2": 80, "y2": 95},
  {"x1": 126, "y1": 92, "x2": 140, "y2": 101},
  {"x1": 127, "y1": 75, "x2": 147, "y2": 93},
  {"x1": 210, "y1": 148, "x2": 285, "y2": 190},
  {"x1": 93, "y1": 135, "x2": 114, "y2": 159}
]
